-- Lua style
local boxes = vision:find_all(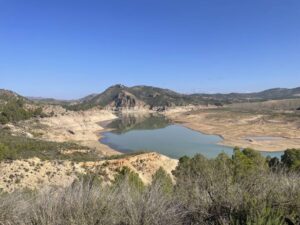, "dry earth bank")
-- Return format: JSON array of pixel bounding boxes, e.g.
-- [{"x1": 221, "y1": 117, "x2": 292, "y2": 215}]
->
[
  {"x1": 1, "y1": 108, "x2": 178, "y2": 192},
  {"x1": 16, "y1": 108, "x2": 120, "y2": 156},
  {"x1": 0, "y1": 152, "x2": 177, "y2": 192},
  {"x1": 166, "y1": 107, "x2": 300, "y2": 151}
]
